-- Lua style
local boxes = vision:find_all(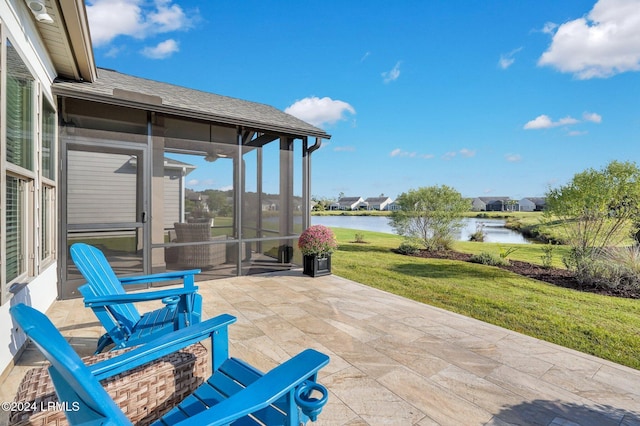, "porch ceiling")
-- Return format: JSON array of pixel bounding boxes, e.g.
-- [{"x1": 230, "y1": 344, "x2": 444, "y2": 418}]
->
[{"x1": 53, "y1": 68, "x2": 331, "y2": 140}]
